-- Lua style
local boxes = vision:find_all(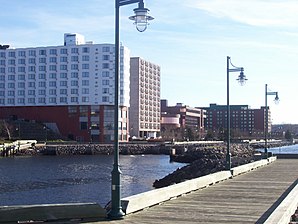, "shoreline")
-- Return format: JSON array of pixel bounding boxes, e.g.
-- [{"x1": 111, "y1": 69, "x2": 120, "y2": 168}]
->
[{"x1": 1, "y1": 141, "x2": 295, "y2": 157}]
